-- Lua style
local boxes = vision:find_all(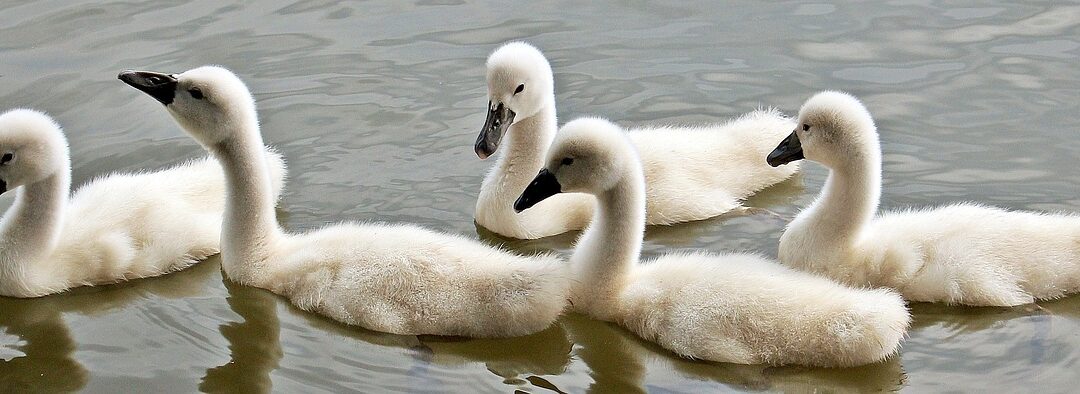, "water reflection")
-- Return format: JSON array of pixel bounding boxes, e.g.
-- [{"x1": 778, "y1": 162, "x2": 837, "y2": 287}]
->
[
  {"x1": 200, "y1": 278, "x2": 282, "y2": 393},
  {"x1": 560, "y1": 314, "x2": 905, "y2": 393},
  {"x1": 265, "y1": 289, "x2": 573, "y2": 392},
  {"x1": 0, "y1": 299, "x2": 86, "y2": 392},
  {"x1": 2, "y1": 0, "x2": 1079, "y2": 391},
  {"x1": 421, "y1": 323, "x2": 572, "y2": 378},
  {"x1": 0, "y1": 256, "x2": 219, "y2": 392},
  {"x1": 561, "y1": 315, "x2": 647, "y2": 393}
]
